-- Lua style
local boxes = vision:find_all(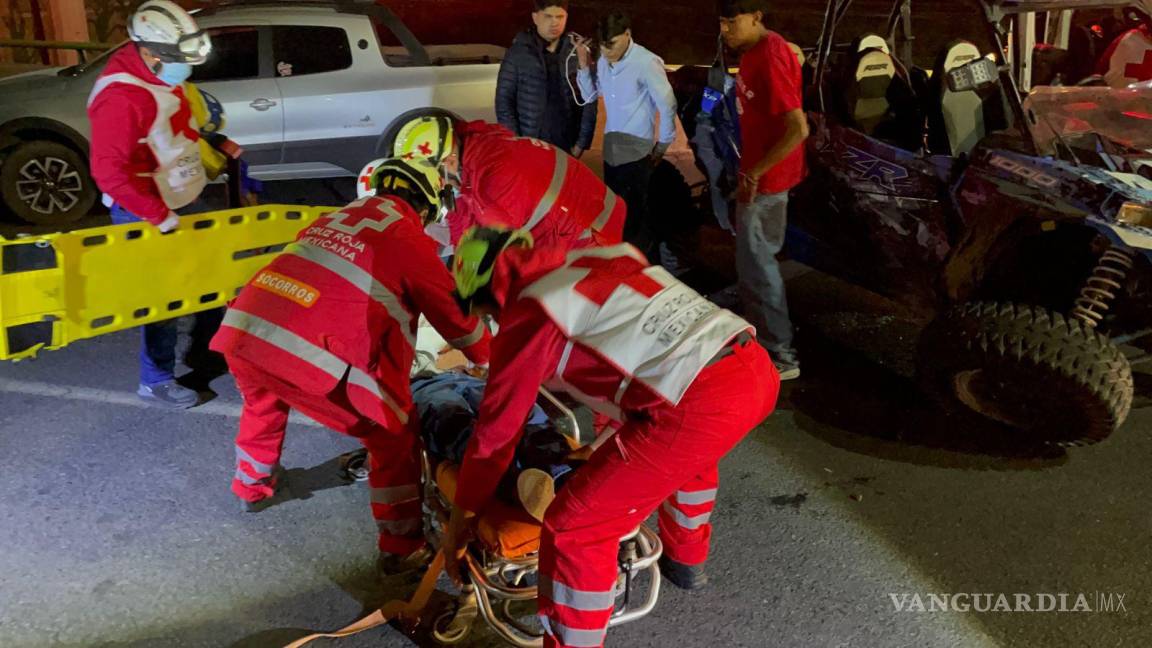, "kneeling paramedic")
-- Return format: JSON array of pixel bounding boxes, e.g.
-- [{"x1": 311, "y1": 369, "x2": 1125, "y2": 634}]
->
[
  {"x1": 210, "y1": 158, "x2": 491, "y2": 569},
  {"x1": 442, "y1": 229, "x2": 780, "y2": 648},
  {"x1": 393, "y1": 114, "x2": 626, "y2": 250}
]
